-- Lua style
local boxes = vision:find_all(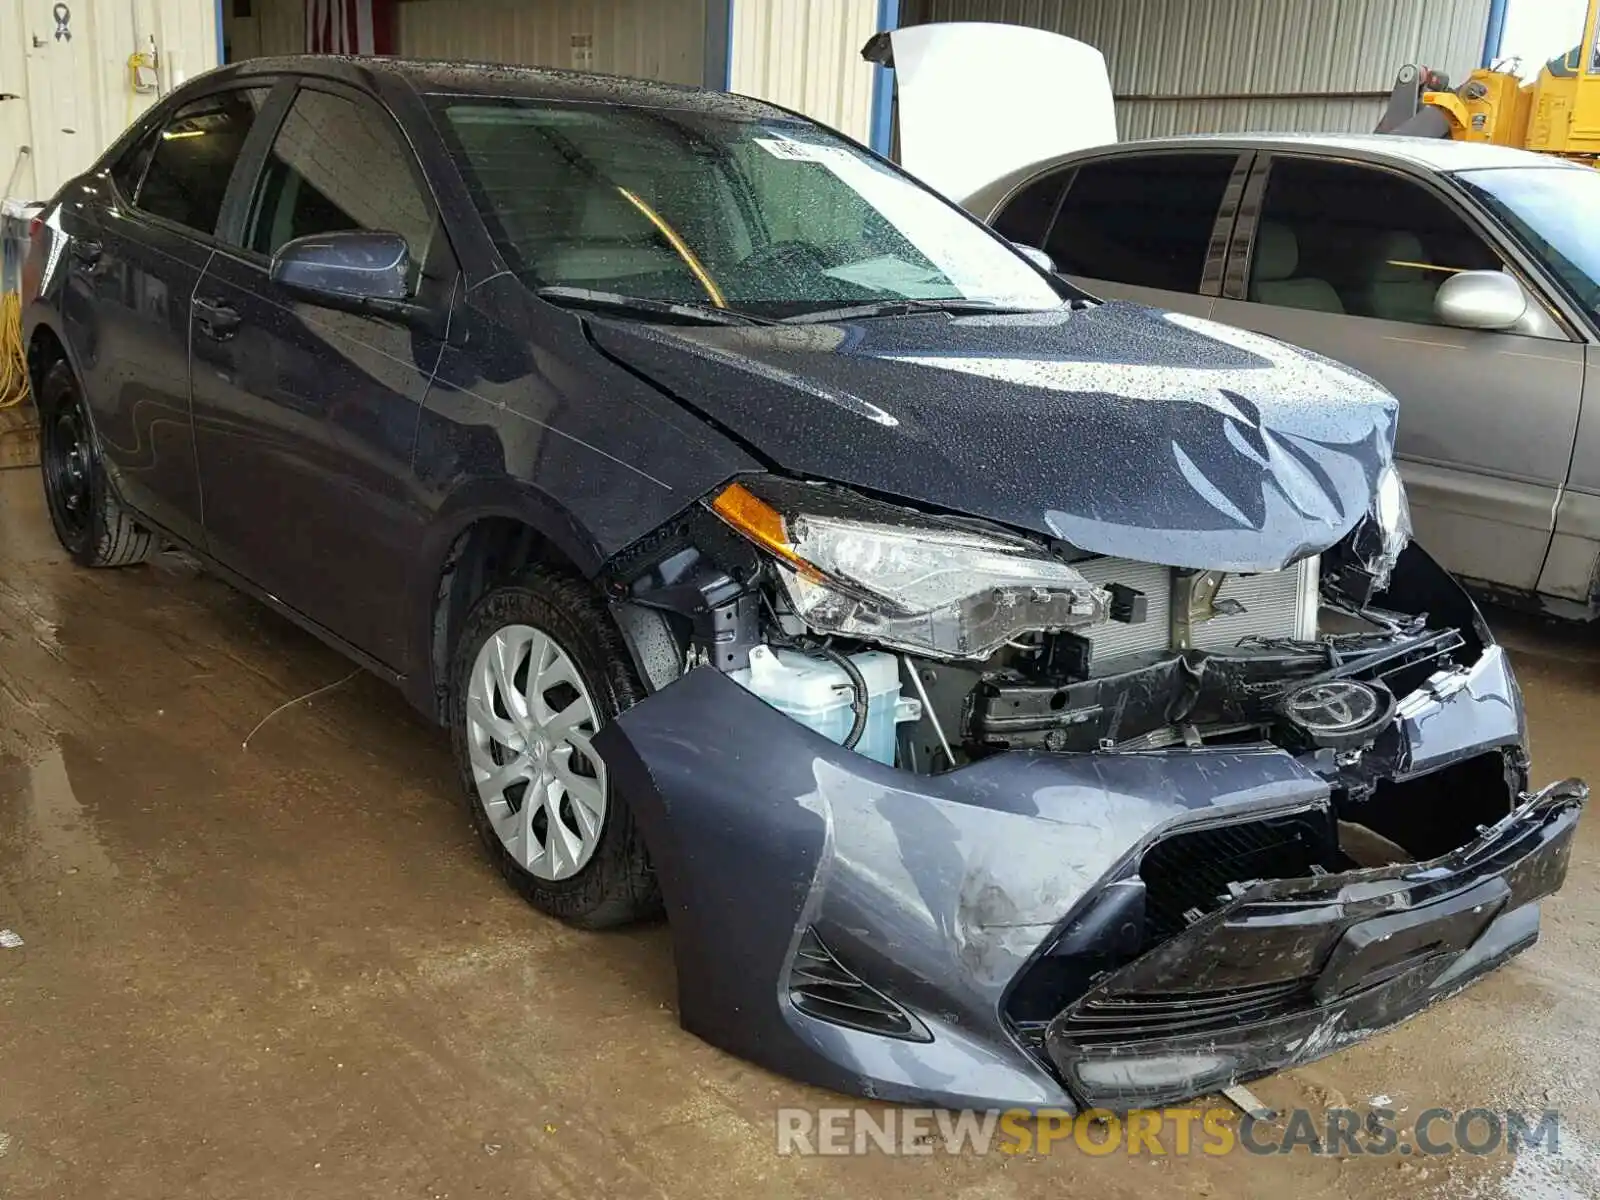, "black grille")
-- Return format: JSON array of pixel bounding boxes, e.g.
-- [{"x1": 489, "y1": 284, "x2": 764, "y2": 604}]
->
[
  {"x1": 789, "y1": 927, "x2": 930, "y2": 1042},
  {"x1": 1054, "y1": 977, "x2": 1311, "y2": 1048},
  {"x1": 1140, "y1": 812, "x2": 1336, "y2": 941}
]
